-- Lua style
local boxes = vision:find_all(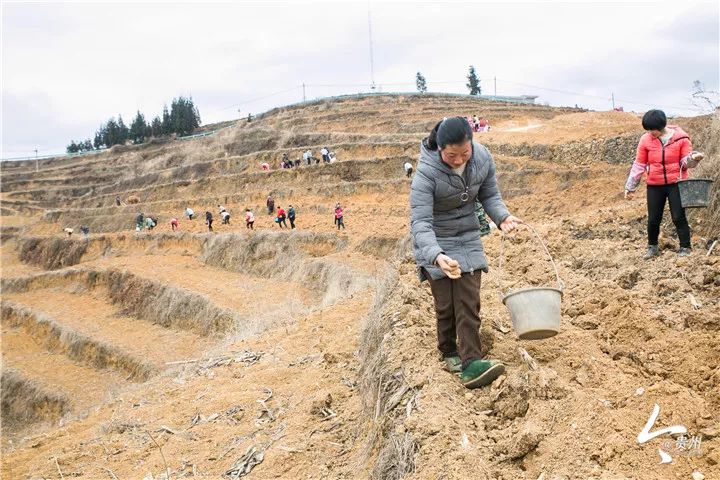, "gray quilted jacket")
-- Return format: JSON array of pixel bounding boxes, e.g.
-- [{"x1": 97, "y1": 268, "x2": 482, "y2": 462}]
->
[{"x1": 410, "y1": 140, "x2": 510, "y2": 280}]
